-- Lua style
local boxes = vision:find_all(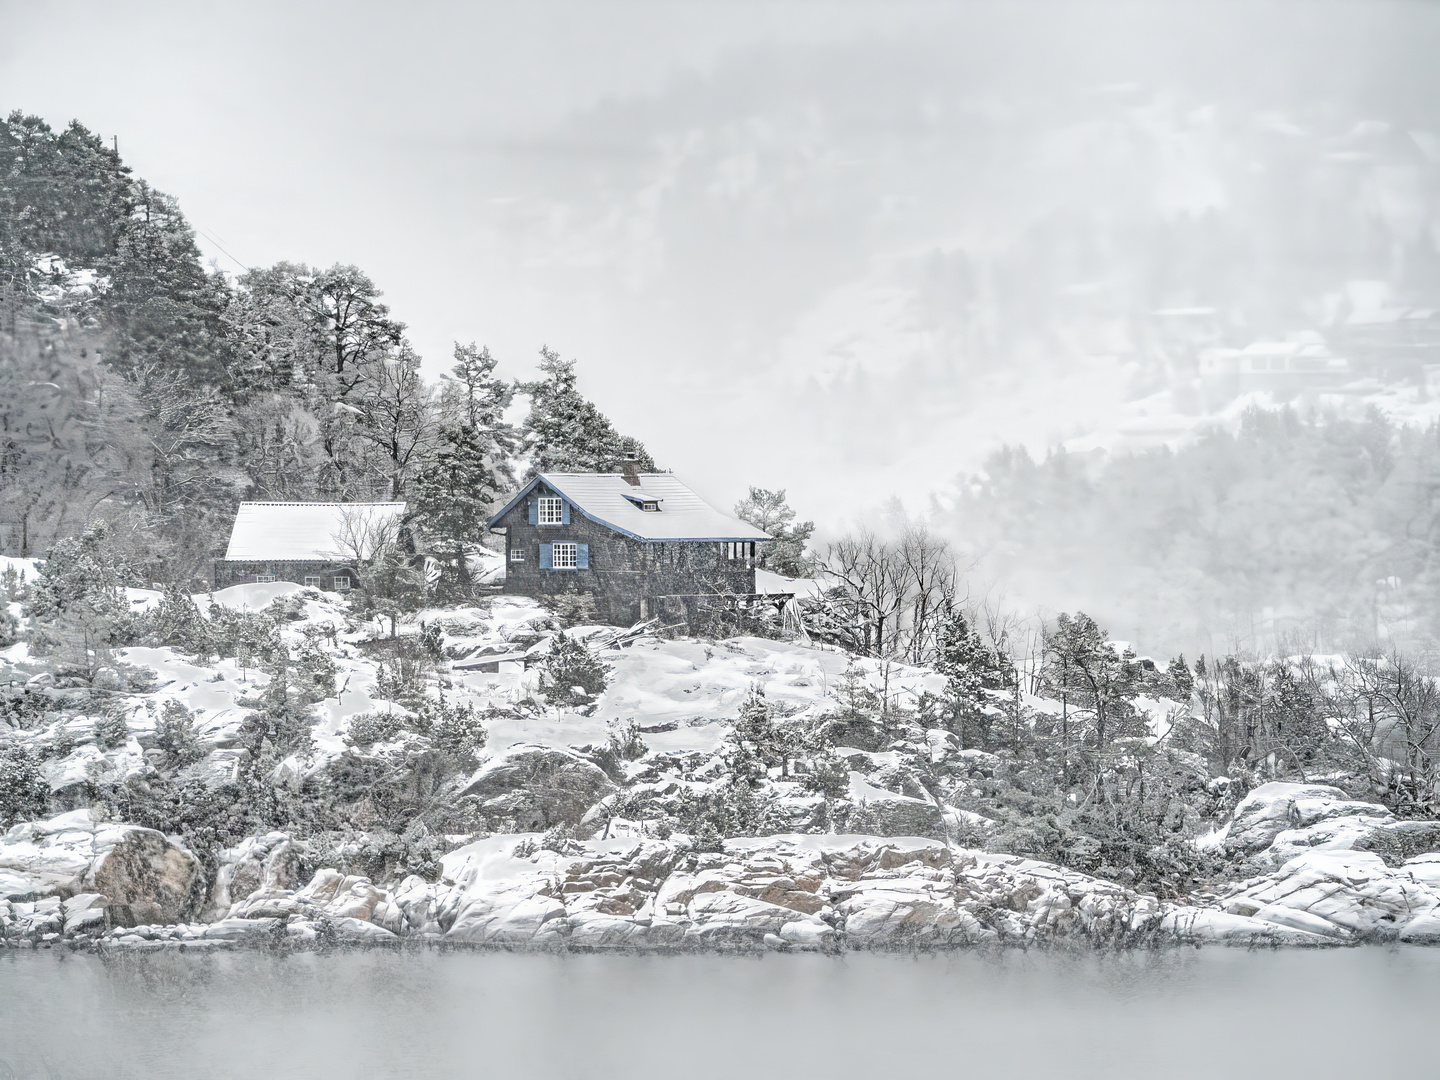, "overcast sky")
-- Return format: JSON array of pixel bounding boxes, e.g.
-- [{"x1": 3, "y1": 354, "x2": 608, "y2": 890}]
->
[{"x1": 4, "y1": 0, "x2": 1438, "y2": 528}]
